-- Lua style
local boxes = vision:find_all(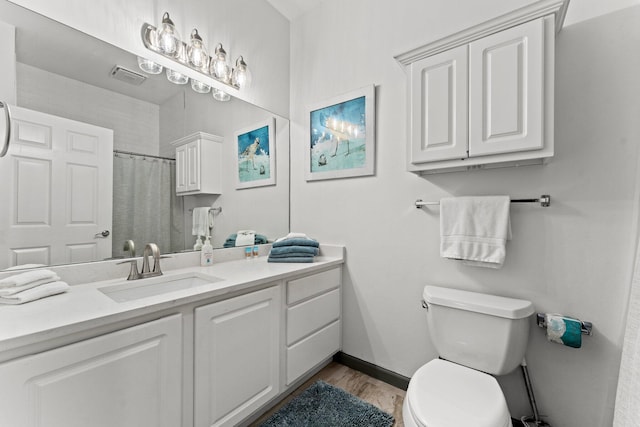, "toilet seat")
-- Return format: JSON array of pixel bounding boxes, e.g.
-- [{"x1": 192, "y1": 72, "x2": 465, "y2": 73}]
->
[{"x1": 406, "y1": 359, "x2": 512, "y2": 427}]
